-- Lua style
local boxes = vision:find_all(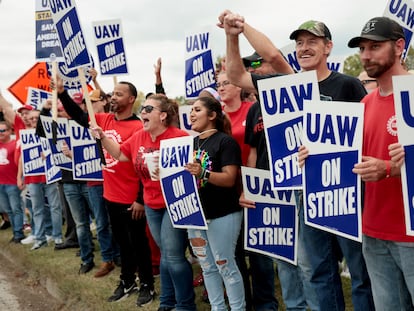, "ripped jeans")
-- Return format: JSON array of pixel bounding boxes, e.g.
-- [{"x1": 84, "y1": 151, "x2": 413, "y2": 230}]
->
[{"x1": 188, "y1": 211, "x2": 245, "y2": 311}]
